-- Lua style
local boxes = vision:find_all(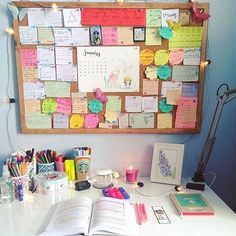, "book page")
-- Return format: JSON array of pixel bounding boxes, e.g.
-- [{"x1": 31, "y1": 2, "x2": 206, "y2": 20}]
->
[
  {"x1": 40, "y1": 196, "x2": 93, "y2": 236},
  {"x1": 90, "y1": 197, "x2": 138, "y2": 235}
]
